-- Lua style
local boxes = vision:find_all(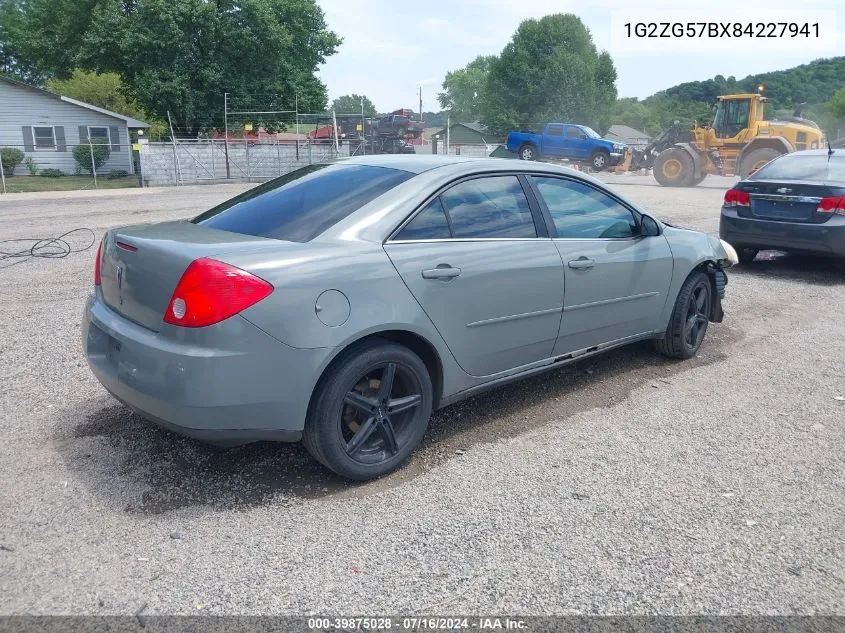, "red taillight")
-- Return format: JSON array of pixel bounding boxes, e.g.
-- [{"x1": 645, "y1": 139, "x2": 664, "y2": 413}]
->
[
  {"x1": 724, "y1": 189, "x2": 750, "y2": 208},
  {"x1": 817, "y1": 196, "x2": 845, "y2": 216},
  {"x1": 94, "y1": 240, "x2": 102, "y2": 286},
  {"x1": 163, "y1": 258, "x2": 274, "y2": 328}
]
